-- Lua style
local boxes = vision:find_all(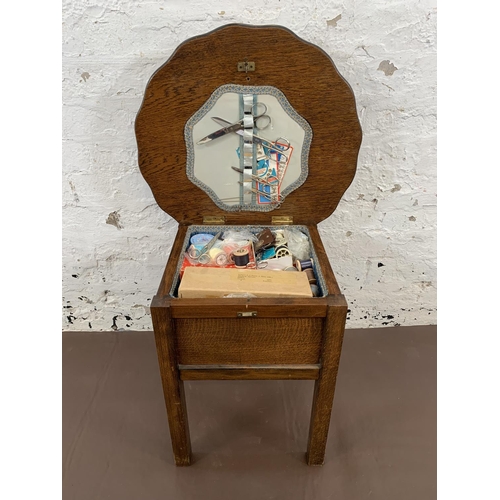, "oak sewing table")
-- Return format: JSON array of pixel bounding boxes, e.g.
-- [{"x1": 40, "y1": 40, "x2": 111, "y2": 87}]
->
[{"x1": 135, "y1": 24, "x2": 362, "y2": 466}]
